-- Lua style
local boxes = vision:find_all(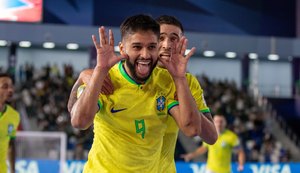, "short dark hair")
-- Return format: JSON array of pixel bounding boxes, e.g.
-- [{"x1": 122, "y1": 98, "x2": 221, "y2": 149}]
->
[
  {"x1": 120, "y1": 14, "x2": 160, "y2": 41},
  {"x1": 0, "y1": 73, "x2": 11, "y2": 79},
  {"x1": 156, "y1": 15, "x2": 184, "y2": 33}
]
